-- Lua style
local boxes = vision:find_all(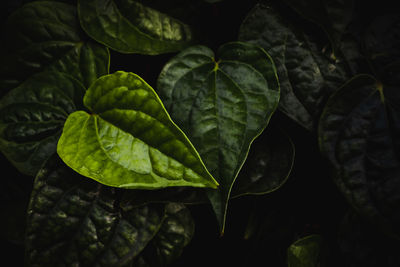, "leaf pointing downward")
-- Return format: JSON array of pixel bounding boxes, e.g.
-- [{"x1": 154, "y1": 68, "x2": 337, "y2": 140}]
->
[{"x1": 57, "y1": 71, "x2": 218, "y2": 189}]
